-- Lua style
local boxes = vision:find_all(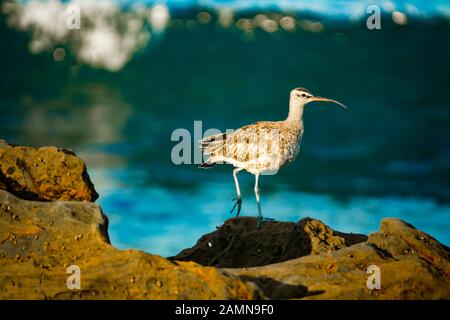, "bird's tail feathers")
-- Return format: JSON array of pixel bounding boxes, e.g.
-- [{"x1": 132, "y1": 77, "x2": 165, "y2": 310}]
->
[
  {"x1": 199, "y1": 159, "x2": 216, "y2": 169},
  {"x1": 199, "y1": 132, "x2": 227, "y2": 169},
  {"x1": 199, "y1": 132, "x2": 227, "y2": 149}
]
